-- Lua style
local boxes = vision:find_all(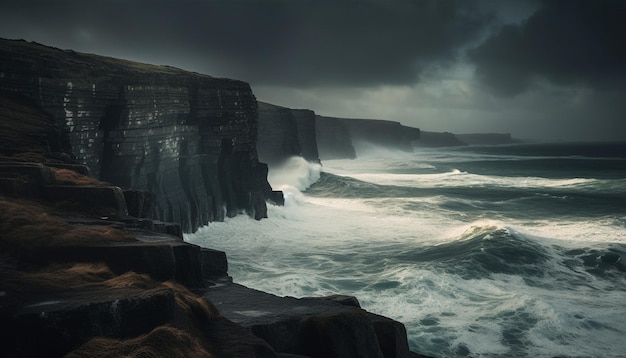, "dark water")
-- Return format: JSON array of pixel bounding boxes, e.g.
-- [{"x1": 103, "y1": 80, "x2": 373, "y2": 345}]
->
[{"x1": 189, "y1": 142, "x2": 626, "y2": 357}]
